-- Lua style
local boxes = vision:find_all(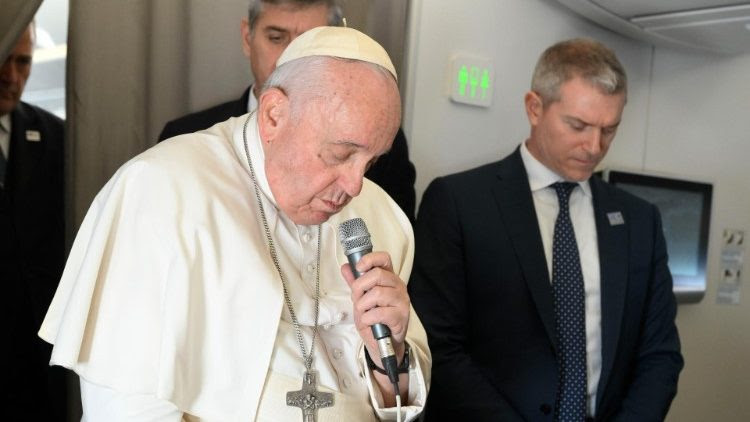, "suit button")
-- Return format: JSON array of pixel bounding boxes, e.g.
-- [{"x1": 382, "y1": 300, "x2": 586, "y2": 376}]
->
[{"x1": 540, "y1": 404, "x2": 552, "y2": 415}]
